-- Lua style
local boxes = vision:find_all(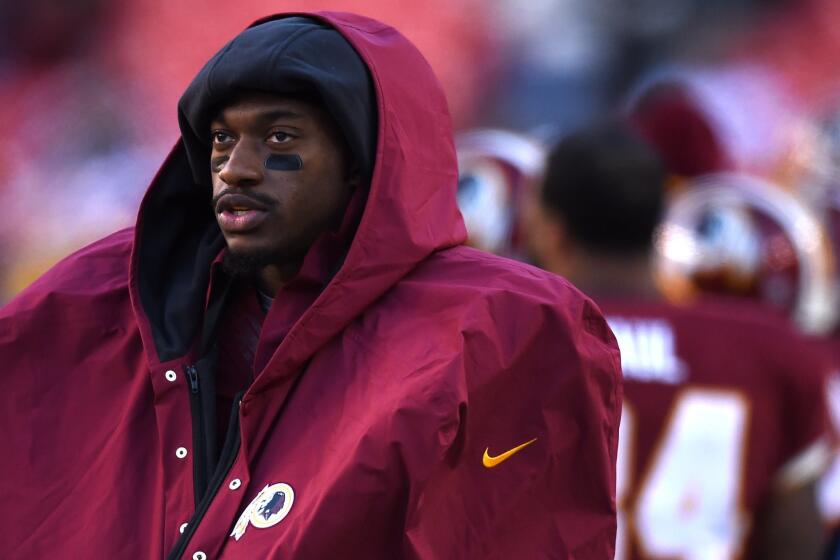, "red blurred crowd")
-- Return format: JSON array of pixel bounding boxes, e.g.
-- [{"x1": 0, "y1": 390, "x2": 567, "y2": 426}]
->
[{"x1": 7, "y1": 0, "x2": 840, "y2": 557}]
